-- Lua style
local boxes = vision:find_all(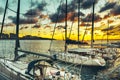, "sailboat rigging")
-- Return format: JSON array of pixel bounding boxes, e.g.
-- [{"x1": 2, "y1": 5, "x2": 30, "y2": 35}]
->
[
  {"x1": 65, "y1": 0, "x2": 68, "y2": 53},
  {"x1": 52, "y1": 0, "x2": 106, "y2": 66},
  {"x1": 65, "y1": 0, "x2": 88, "y2": 45},
  {"x1": 91, "y1": 0, "x2": 95, "y2": 48},
  {"x1": 48, "y1": 0, "x2": 63, "y2": 52},
  {"x1": 0, "y1": 0, "x2": 8, "y2": 39},
  {"x1": 78, "y1": 0, "x2": 80, "y2": 47},
  {"x1": 14, "y1": 0, "x2": 20, "y2": 61}
]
